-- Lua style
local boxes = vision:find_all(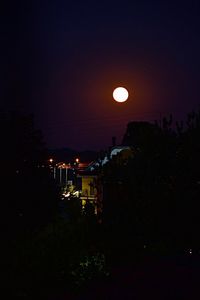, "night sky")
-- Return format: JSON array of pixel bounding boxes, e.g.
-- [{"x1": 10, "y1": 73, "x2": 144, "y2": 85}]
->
[{"x1": 2, "y1": 0, "x2": 200, "y2": 151}]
